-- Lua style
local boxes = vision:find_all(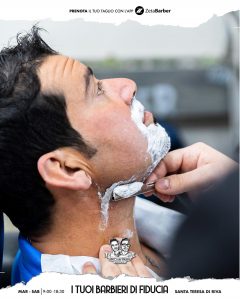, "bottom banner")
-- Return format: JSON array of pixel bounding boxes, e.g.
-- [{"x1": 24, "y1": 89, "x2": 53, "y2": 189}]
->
[{"x1": 0, "y1": 273, "x2": 239, "y2": 300}]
